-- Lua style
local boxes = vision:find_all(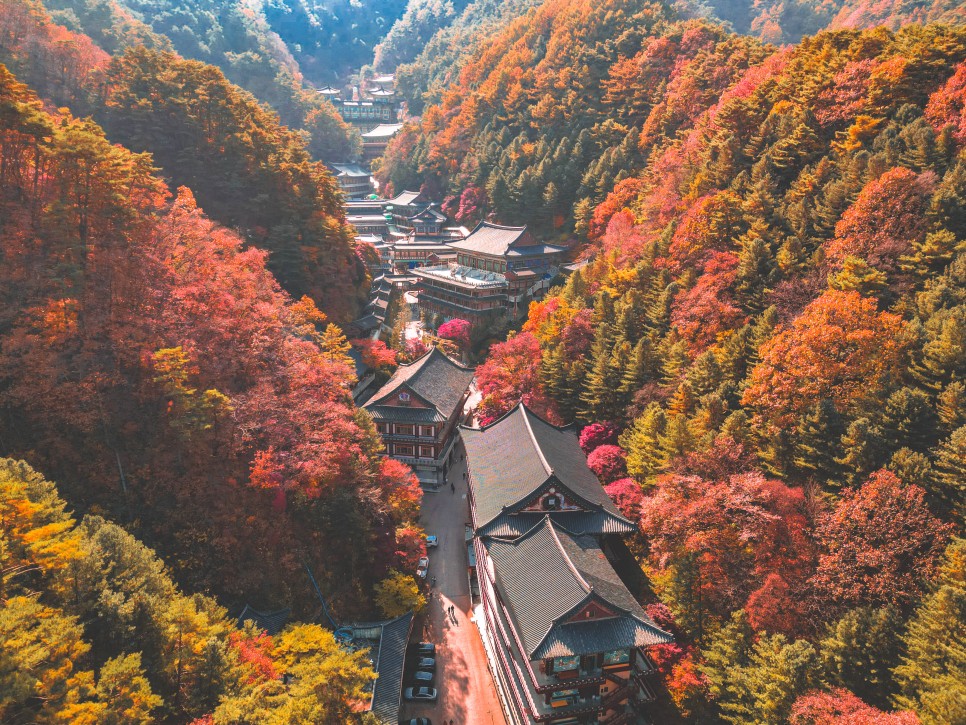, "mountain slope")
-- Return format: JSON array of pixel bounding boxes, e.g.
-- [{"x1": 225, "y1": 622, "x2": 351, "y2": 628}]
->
[
  {"x1": 0, "y1": 0, "x2": 368, "y2": 319},
  {"x1": 0, "y1": 63, "x2": 420, "y2": 620}
]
